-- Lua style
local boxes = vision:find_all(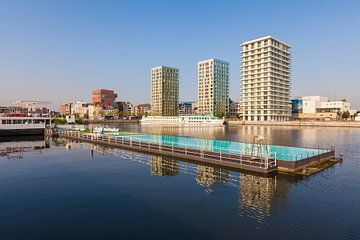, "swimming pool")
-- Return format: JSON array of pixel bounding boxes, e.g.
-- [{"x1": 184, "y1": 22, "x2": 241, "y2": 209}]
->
[{"x1": 112, "y1": 133, "x2": 331, "y2": 161}]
